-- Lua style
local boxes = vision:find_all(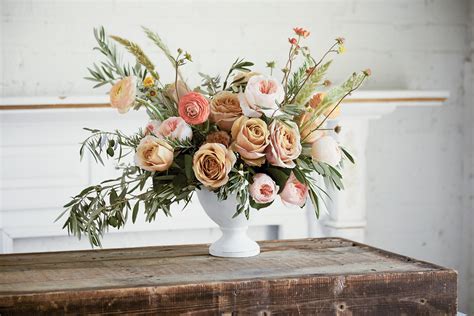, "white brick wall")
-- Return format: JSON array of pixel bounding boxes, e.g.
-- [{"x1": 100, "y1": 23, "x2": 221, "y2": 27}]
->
[{"x1": 1, "y1": 0, "x2": 473, "y2": 312}]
